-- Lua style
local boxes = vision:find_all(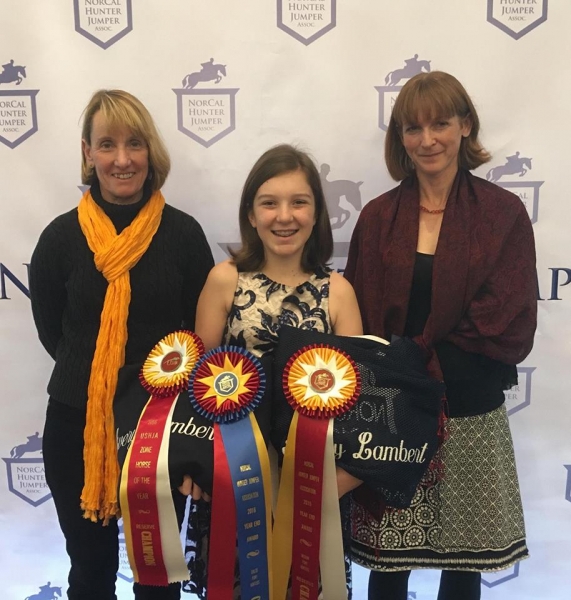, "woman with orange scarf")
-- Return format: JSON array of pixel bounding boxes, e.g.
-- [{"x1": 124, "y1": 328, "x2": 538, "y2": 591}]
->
[{"x1": 30, "y1": 90, "x2": 214, "y2": 600}]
